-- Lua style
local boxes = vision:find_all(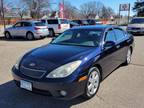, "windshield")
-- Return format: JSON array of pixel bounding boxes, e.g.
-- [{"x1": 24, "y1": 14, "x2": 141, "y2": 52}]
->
[
  {"x1": 130, "y1": 18, "x2": 144, "y2": 24},
  {"x1": 51, "y1": 29, "x2": 103, "y2": 47}
]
